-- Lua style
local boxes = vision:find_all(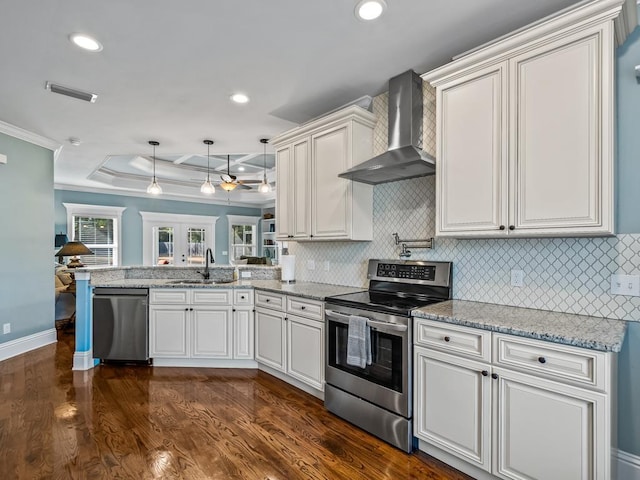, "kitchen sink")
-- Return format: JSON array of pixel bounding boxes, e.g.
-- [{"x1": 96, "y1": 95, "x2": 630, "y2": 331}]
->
[{"x1": 168, "y1": 279, "x2": 234, "y2": 285}]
